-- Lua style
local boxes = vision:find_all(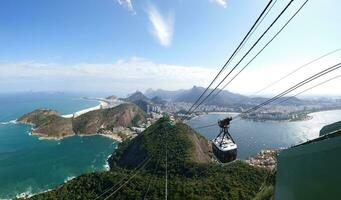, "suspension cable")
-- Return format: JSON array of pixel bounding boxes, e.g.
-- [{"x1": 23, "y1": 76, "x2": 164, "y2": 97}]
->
[
  {"x1": 190, "y1": 0, "x2": 296, "y2": 113},
  {"x1": 103, "y1": 158, "x2": 152, "y2": 200},
  {"x1": 275, "y1": 74, "x2": 341, "y2": 105},
  {"x1": 94, "y1": 157, "x2": 150, "y2": 200},
  {"x1": 242, "y1": 63, "x2": 341, "y2": 115},
  {"x1": 255, "y1": 48, "x2": 341, "y2": 95},
  {"x1": 165, "y1": 130, "x2": 168, "y2": 200},
  {"x1": 192, "y1": 63, "x2": 341, "y2": 129},
  {"x1": 187, "y1": 0, "x2": 275, "y2": 113},
  {"x1": 210, "y1": 0, "x2": 309, "y2": 100}
]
